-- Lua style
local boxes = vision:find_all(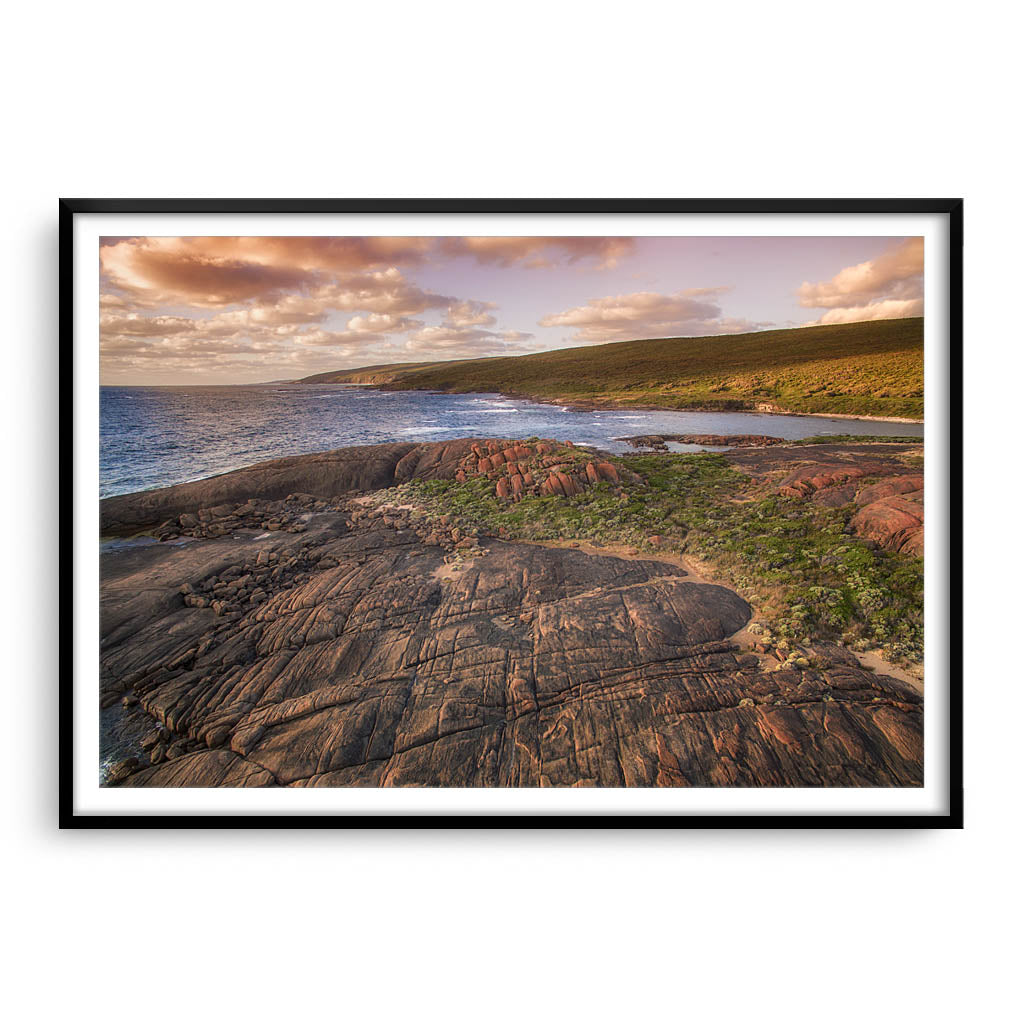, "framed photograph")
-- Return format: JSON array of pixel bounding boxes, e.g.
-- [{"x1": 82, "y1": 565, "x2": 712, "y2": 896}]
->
[{"x1": 62, "y1": 198, "x2": 962, "y2": 826}]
